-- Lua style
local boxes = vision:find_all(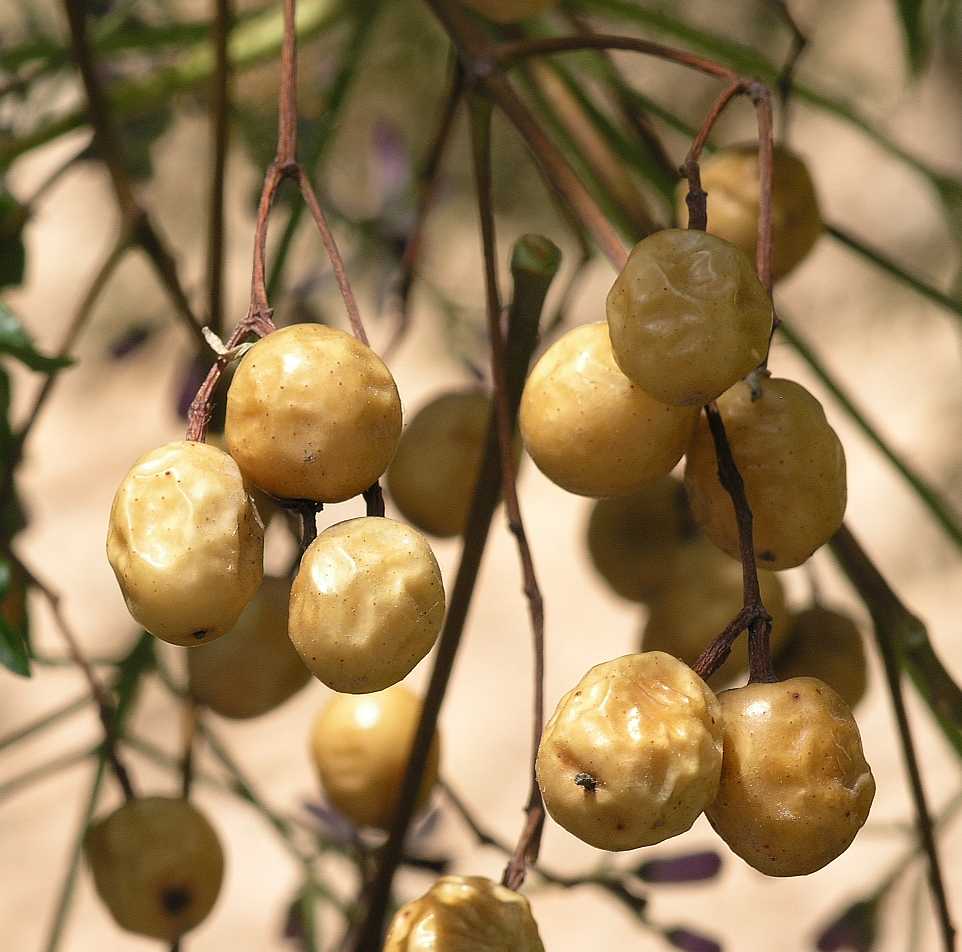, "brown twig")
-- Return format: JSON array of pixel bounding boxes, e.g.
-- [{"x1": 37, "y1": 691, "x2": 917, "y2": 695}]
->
[
  {"x1": 767, "y1": 0, "x2": 809, "y2": 136},
  {"x1": 383, "y1": 61, "x2": 464, "y2": 360},
  {"x1": 179, "y1": 698, "x2": 199, "y2": 799},
  {"x1": 352, "y1": 235, "x2": 559, "y2": 951},
  {"x1": 207, "y1": 0, "x2": 233, "y2": 338},
  {"x1": 697, "y1": 404, "x2": 774, "y2": 683},
  {"x1": 61, "y1": 0, "x2": 205, "y2": 348},
  {"x1": 16, "y1": 559, "x2": 136, "y2": 801},
  {"x1": 467, "y1": 96, "x2": 546, "y2": 892}
]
